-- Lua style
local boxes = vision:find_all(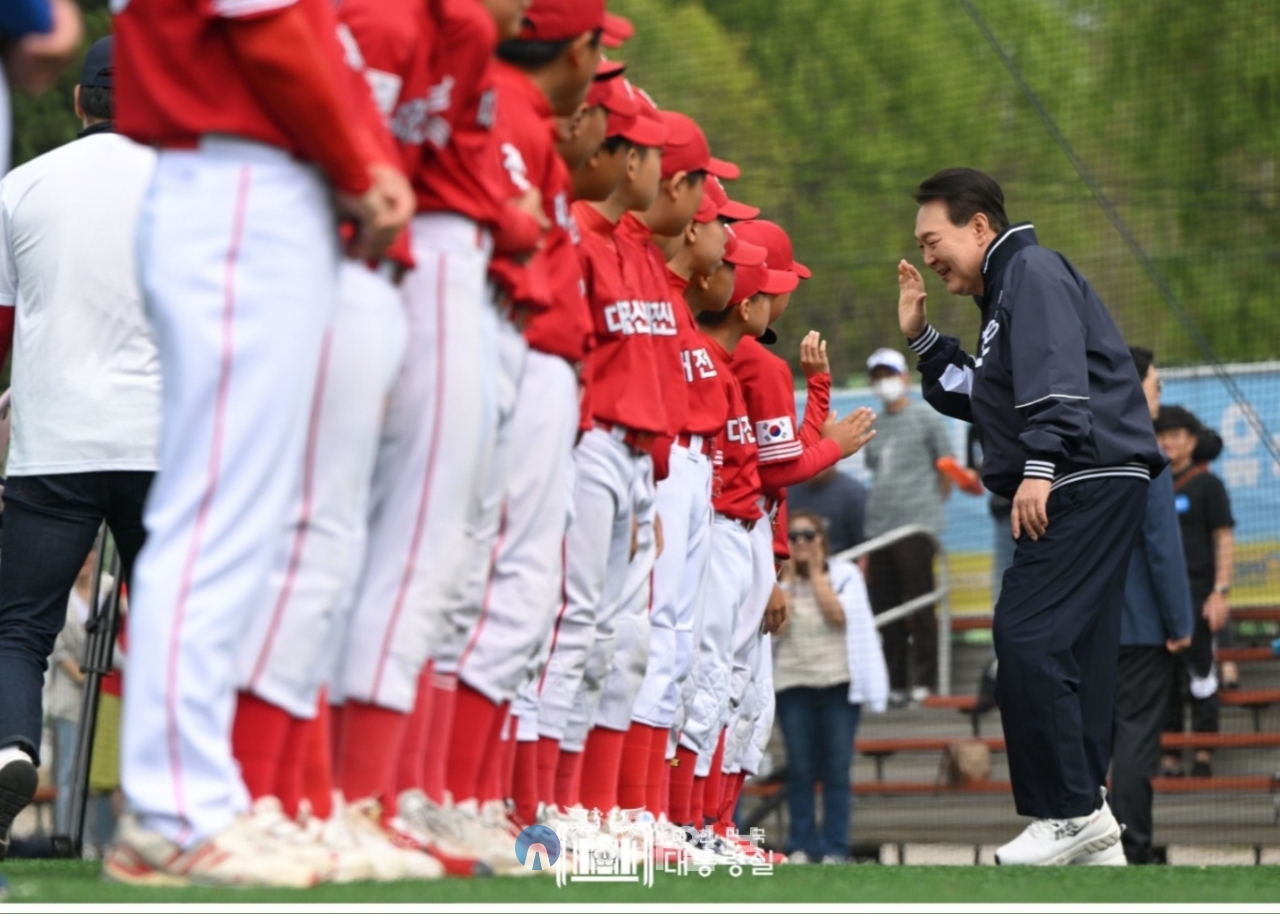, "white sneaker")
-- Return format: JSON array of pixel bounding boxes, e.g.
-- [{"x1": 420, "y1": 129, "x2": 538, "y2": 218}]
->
[
  {"x1": 332, "y1": 796, "x2": 445, "y2": 881},
  {"x1": 788, "y1": 850, "x2": 811, "y2": 864},
  {"x1": 445, "y1": 797, "x2": 533, "y2": 876},
  {"x1": 995, "y1": 802, "x2": 1121, "y2": 866},
  {"x1": 393, "y1": 790, "x2": 492, "y2": 877},
  {"x1": 104, "y1": 813, "x2": 325, "y2": 887},
  {"x1": 0, "y1": 747, "x2": 37, "y2": 862},
  {"x1": 910, "y1": 686, "x2": 932, "y2": 703}
]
